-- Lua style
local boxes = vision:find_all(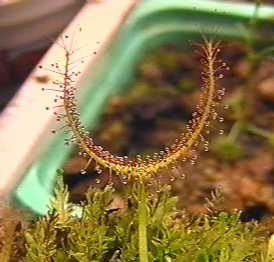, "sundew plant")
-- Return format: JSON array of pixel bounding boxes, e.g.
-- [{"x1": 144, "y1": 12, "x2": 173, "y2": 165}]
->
[
  {"x1": 1, "y1": 28, "x2": 272, "y2": 262},
  {"x1": 41, "y1": 36, "x2": 227, "y2": 179},
  {"x1": 38, "y1": 28, "x2": 245, "y2": 261}
]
